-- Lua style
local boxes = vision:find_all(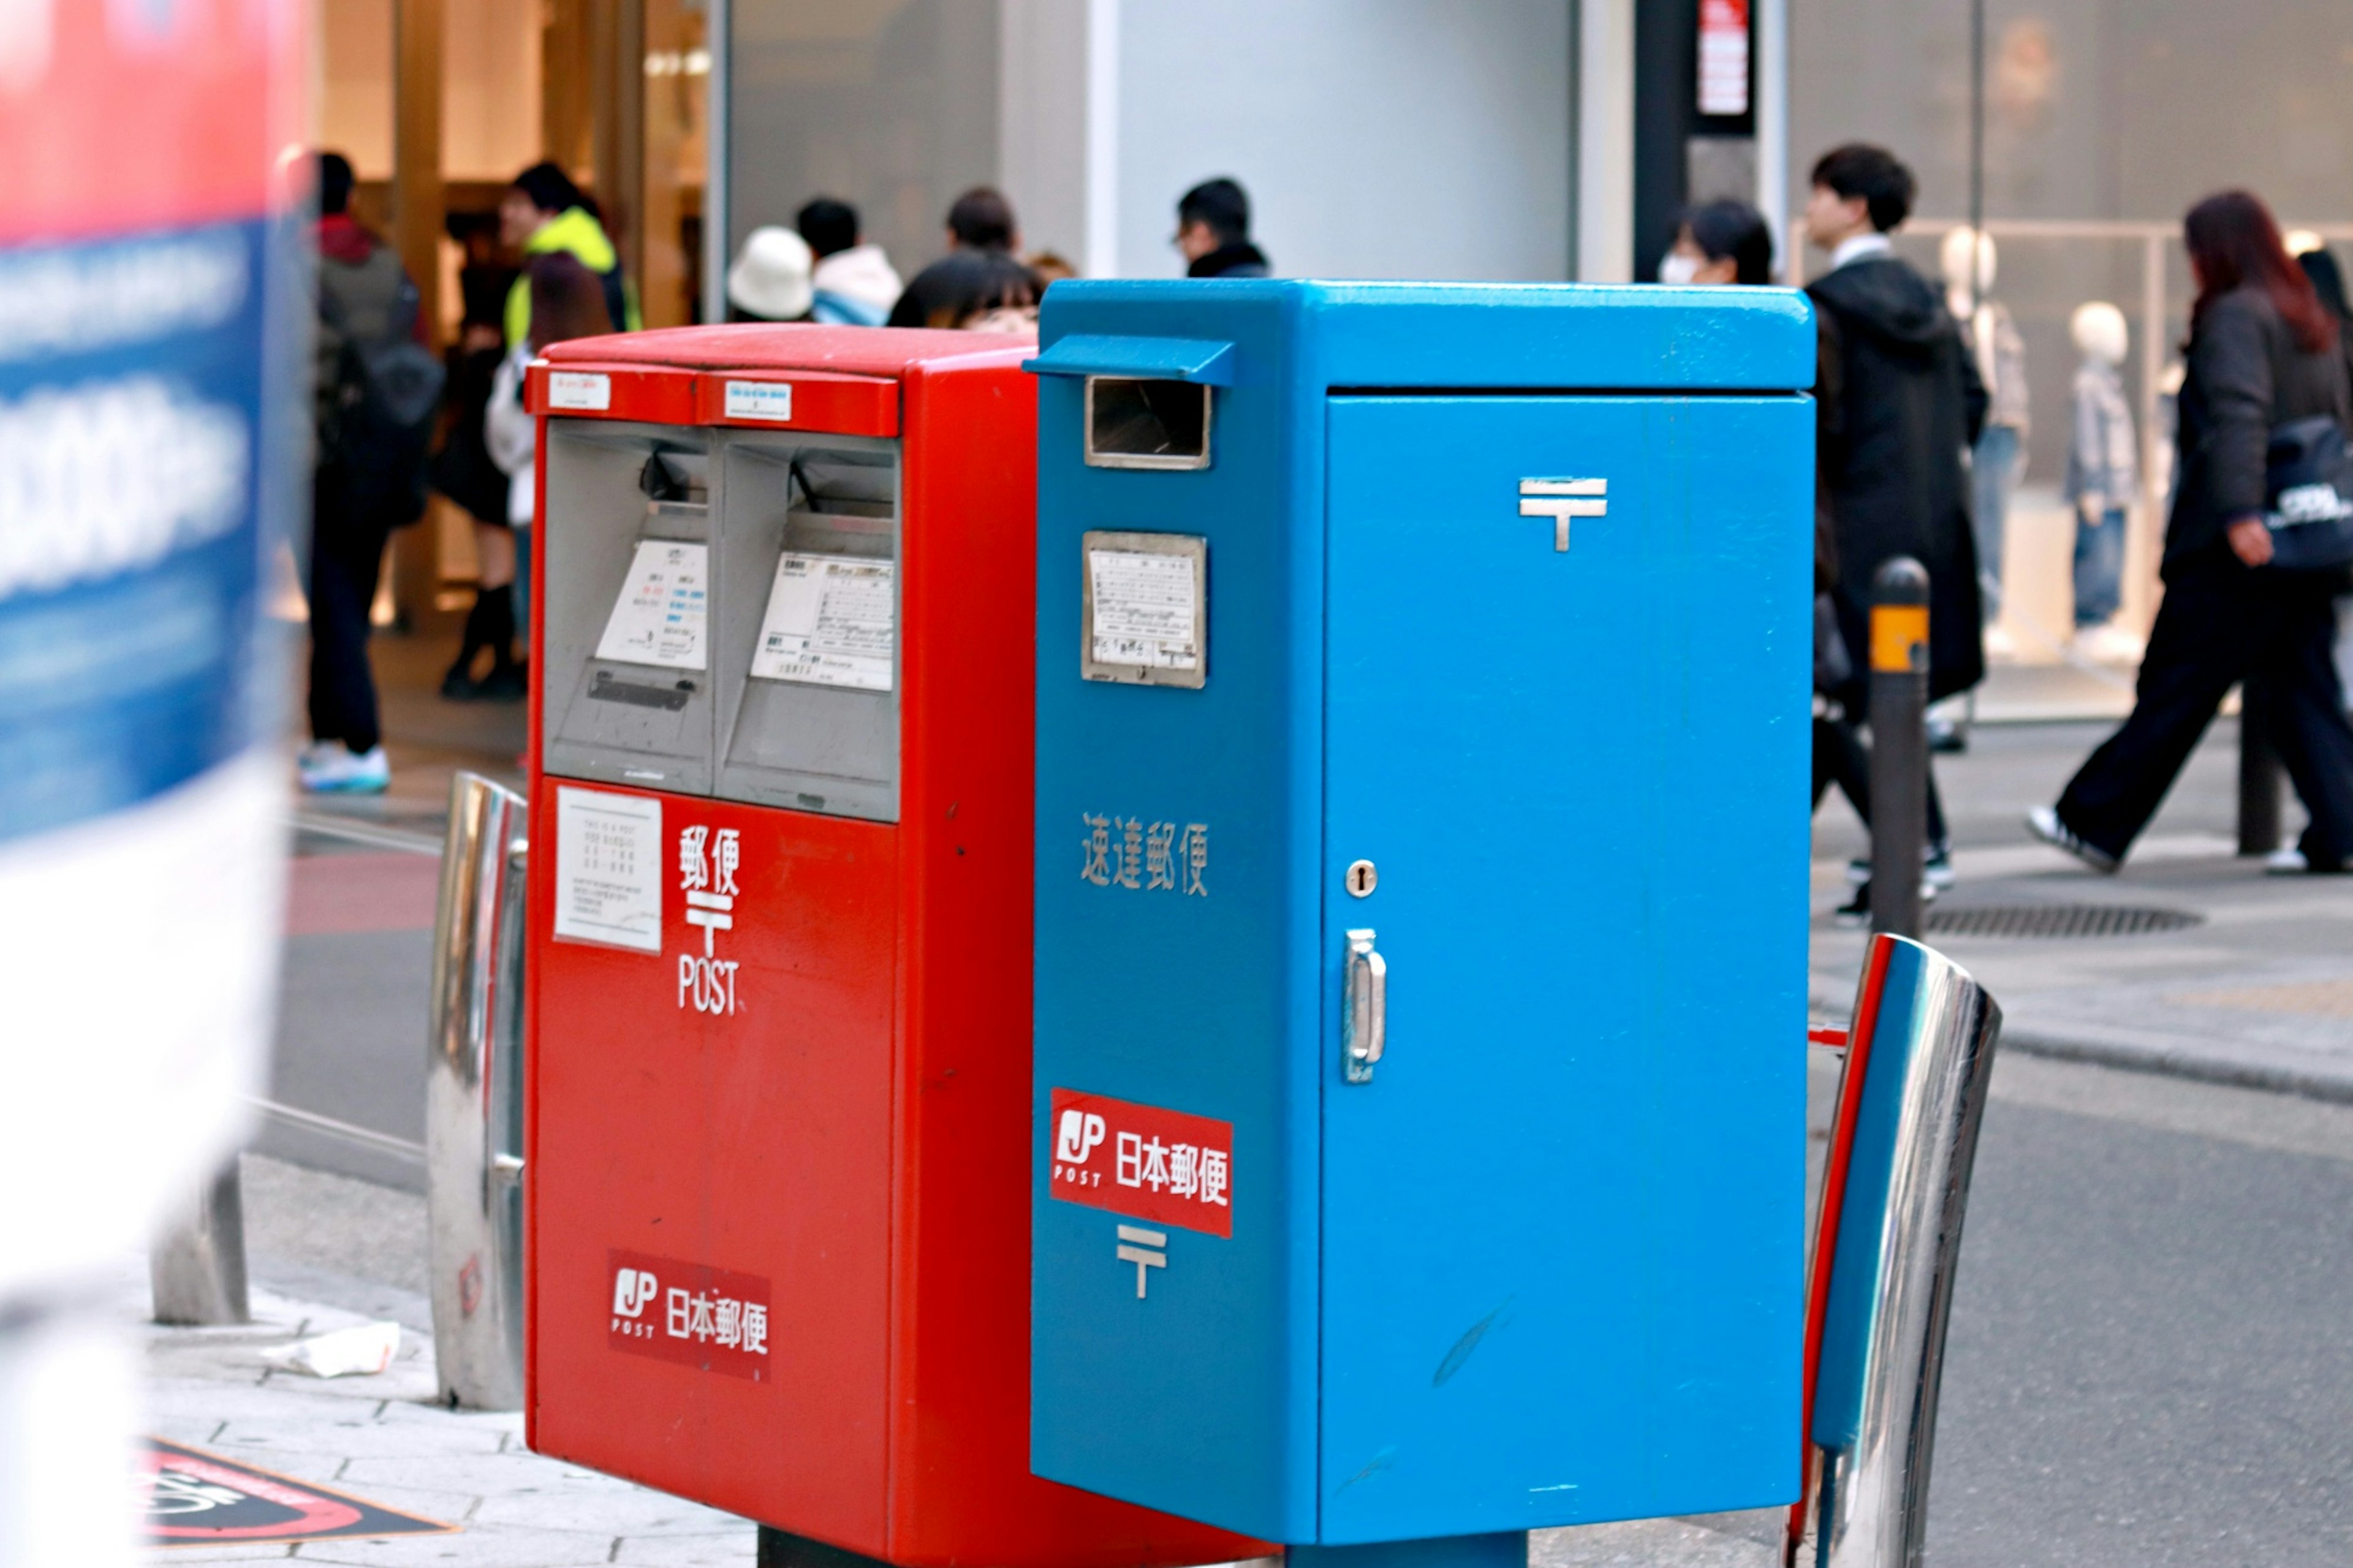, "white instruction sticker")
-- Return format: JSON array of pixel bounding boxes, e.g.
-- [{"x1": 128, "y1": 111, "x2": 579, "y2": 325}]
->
[
  {"x1": 596, "y1": 540, "x2": 708, "y2": 670},
  {"x1": 548, "y1": 371, "x2": 612, "y2": 411},
  {"x1": 554, "y1": 787, "x2": 662, "y2": 952},
  {"x1": 1088, "y1": 548, "x2": 1200, "y2": 671},
  {"x1": 724, "y1": 381, "x2": 794, "y2": 422},
  {"x1": 749, "y1": 553, "x2": 895, "y2": 691}
]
